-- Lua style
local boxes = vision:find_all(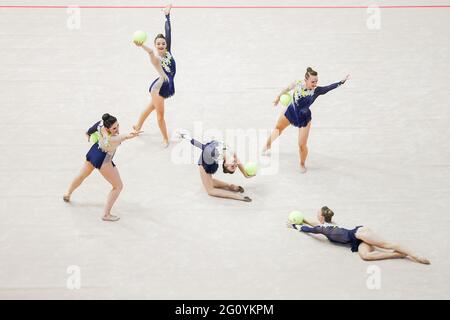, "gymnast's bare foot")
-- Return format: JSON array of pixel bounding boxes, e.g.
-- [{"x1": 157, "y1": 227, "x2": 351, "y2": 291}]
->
[
  {"x1": 300, "y1": 164, "x2": 307, "y2": 174},
  {"x1": 230, "y1": 184, "x2": 244, "y2": 193},
  {"x1": 102, "y1": 214, "x2": 120, "y2": 222},
  {"x1": 412, "y1": 255, "x2": 431, "y2": 265}
]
